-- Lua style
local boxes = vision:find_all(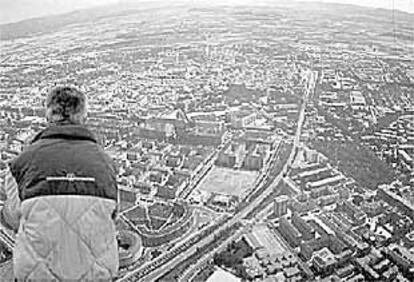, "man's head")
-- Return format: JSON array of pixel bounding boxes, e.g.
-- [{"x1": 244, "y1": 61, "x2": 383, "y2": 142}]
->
[{"x1": 46, "y1": 86, "x2": 87, "y2": 124}]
